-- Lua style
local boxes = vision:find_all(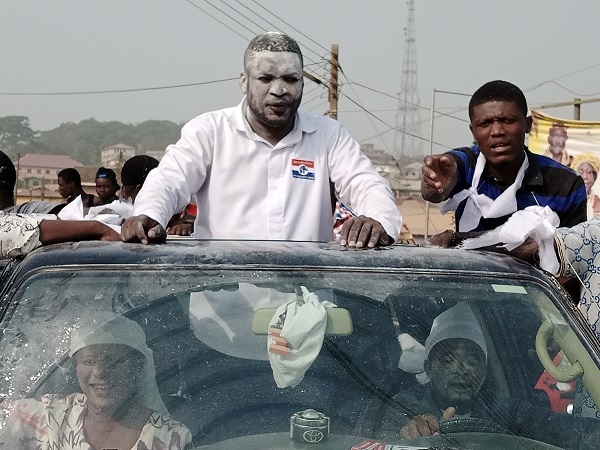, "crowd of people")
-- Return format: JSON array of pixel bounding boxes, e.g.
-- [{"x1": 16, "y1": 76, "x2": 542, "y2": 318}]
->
[{"x1": 2, "y1": 30, "x2": 600, "y2": 446}]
